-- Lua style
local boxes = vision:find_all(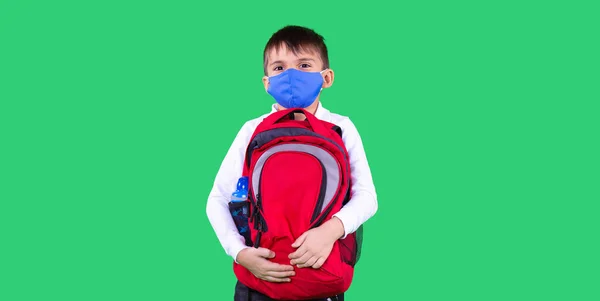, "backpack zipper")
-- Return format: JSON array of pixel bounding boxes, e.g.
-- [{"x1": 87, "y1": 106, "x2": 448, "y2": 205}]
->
[
  {"x1": 251, "y1": 192, "x2": 267, "y2": 248},
  {"x1": 250, "y1": 158, "x2": 270, "y2": 248},
  {"x1": 311, "y1": 148, "x2": 348, "y2": 228}
]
